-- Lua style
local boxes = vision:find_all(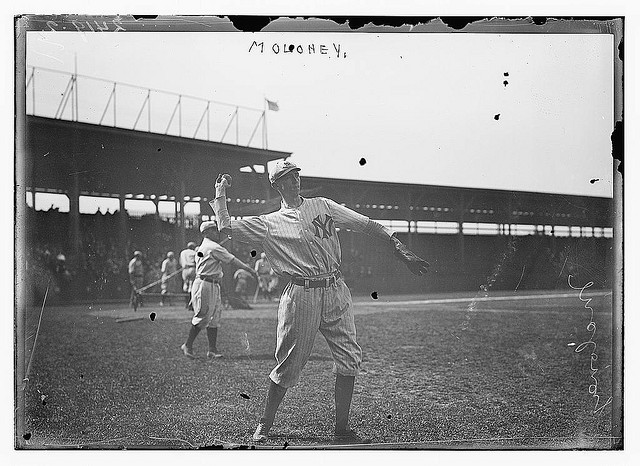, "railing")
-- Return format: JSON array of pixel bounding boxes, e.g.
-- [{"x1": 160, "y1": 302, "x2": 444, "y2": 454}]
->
[{"x1": 25, "y1": 65, "x2": 272, "y2": 148}]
